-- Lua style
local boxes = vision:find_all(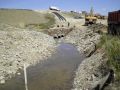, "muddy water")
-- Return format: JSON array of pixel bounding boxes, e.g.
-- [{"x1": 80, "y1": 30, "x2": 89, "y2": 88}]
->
[{"x1": 0, "y1": 43, "x2": 85, "y2": 90}]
